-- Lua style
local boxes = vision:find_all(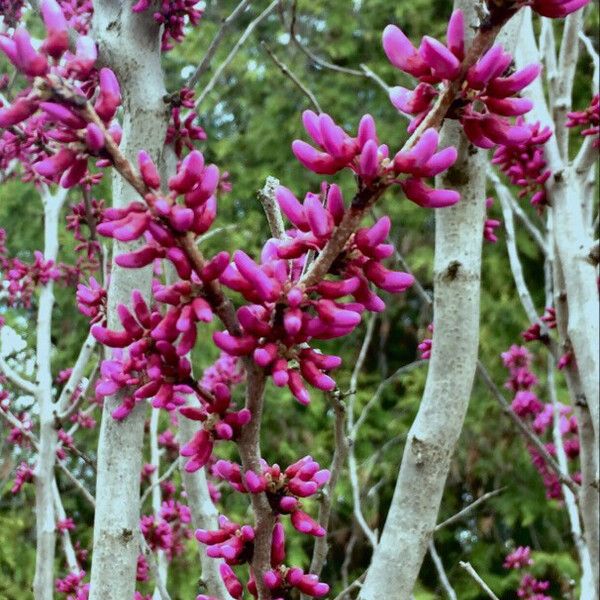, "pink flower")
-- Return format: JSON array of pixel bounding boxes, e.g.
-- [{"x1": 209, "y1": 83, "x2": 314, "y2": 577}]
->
[
  {"x1": 504, "y1": 546, "x2": 533, "y2": 569},
  {"x1": 384, "y1": 12, "x2": 539, "y2": 148}
]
